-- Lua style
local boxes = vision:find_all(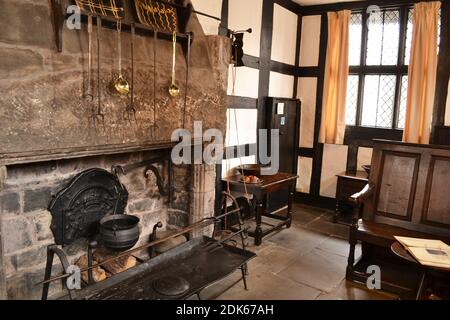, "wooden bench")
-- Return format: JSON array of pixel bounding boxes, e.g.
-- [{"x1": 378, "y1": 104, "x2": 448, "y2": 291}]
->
[{"x1": 346, "y1": 140, "x2": 450, "y2": 297}]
